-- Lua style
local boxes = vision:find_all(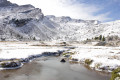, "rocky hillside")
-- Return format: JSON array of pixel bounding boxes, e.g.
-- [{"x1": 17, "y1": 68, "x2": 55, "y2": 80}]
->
[
  {"x1": 0, "y1": 0, "x2": 58, "y2": 41},
  {"x1": 47, "y1": 15, "x2": 120, "y2": 41},
  {"x1": 46, "y1": 15, "x2": 100, "y2": 41},
  {"x1": 0, "y1": 0, "x2": 120, "y2": 41}
]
